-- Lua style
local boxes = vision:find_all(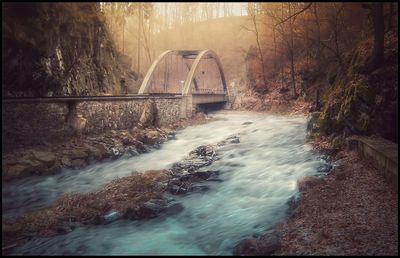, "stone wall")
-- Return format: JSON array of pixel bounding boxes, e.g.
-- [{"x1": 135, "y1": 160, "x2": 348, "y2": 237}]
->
[{"x1": 2, "y1": 97, "x2": 182, "y2": 150}]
